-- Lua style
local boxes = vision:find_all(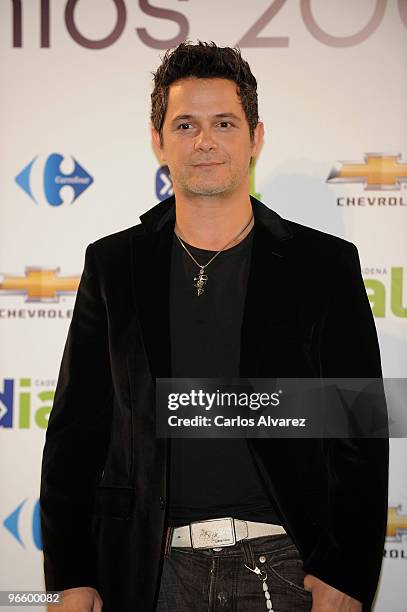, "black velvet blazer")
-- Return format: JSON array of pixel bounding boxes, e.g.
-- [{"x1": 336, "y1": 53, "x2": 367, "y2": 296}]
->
[{"x1": 40, "y1": 196, "x2": 389, "y2": 611}]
